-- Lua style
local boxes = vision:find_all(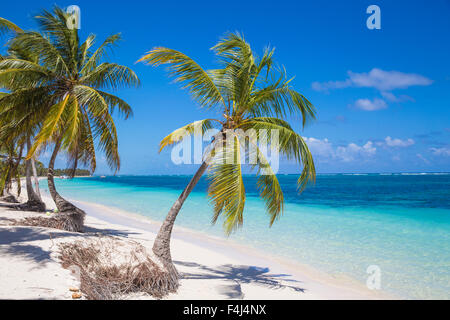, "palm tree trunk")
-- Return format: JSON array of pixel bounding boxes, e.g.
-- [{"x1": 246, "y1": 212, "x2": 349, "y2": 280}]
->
[
  {"x1": 47, "y1": 139, "x2": 86, "y2": 232},
  {"x1": 25, "y1": 156, "x2": 37, "y2": 201},
  {"x1": 22, "y1": 136, "x2": 45, "y2": 212},
  {"x1": 13, "y1": 145, "x2": 24, "y2": 197},
  {"x1": 31, "y1": 156, "x2": 41, "y2": 200},
  {"x1": 152, "y1": 161, "x2": 209, "y2": 285},
  {"x1": 47, "y1": 139, "x2": 69, "y2": 210},
  {"x1": 70, "y1": 156, "x2": 78, "y2": 178}
]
